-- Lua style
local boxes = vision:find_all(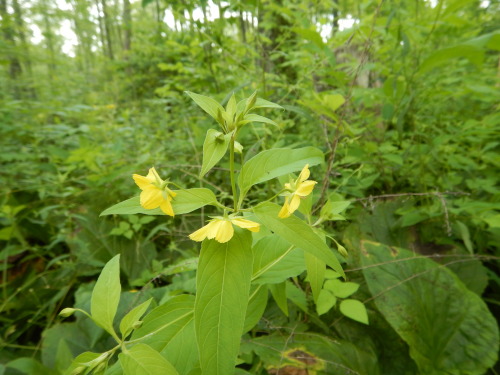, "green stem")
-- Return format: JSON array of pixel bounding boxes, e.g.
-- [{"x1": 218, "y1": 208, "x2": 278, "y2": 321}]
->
[{"x1": 229, "y1": 134, "x2": 238, "y2": 210}]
